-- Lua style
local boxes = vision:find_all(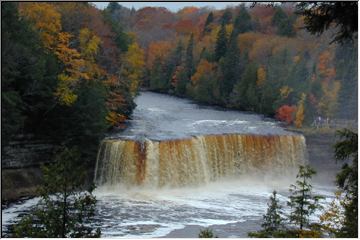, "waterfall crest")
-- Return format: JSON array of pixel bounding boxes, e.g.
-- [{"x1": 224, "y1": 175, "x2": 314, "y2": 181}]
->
[{"x1": 94, "y1": 134, "x2": 307, "y2": 188}]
